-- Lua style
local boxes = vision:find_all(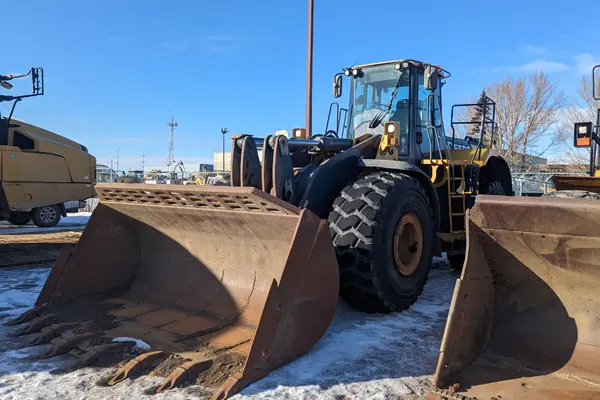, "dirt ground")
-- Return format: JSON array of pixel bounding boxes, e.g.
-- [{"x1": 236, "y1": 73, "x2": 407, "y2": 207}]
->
[{"x1": 0, "y1": 231, "x2": 81, "y2": 267}]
